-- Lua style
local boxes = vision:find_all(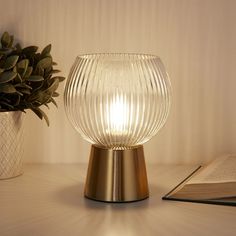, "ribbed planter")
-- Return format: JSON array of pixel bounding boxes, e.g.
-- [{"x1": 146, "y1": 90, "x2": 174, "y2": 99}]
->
[{"x1": 0, "y1": 111, "x2": 24, "y2": 179}]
